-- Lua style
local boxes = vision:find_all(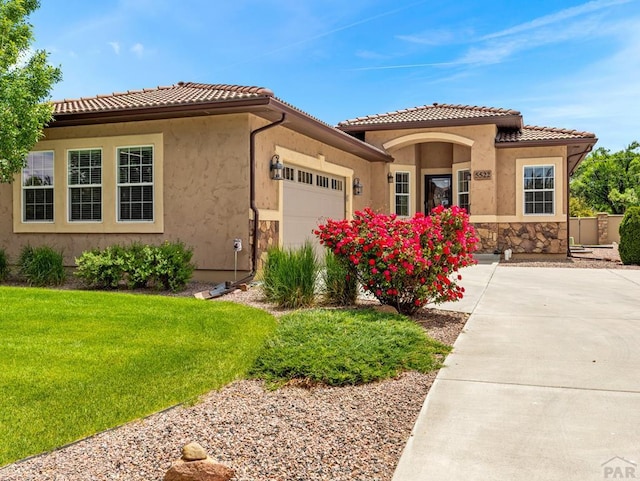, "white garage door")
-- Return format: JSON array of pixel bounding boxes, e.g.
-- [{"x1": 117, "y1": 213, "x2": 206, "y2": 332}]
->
[{"x1": 283, "y1": 165, "x2": 345, "y2": 254}]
